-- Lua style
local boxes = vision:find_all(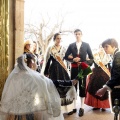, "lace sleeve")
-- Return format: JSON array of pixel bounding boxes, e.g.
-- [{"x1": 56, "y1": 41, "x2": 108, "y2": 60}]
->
[{"x1": 60, "y1": 46, "x2": 66, "y2": 60}]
